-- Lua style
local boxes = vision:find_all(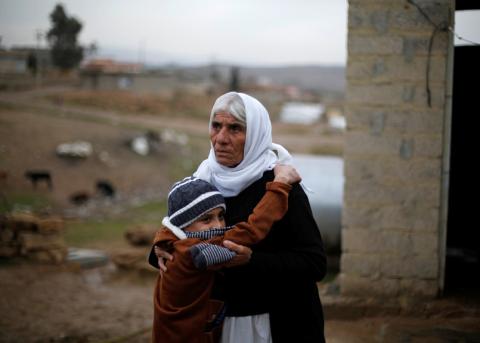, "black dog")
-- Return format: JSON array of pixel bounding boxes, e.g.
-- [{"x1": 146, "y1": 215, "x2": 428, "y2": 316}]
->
[
  {"x1": 25, "y1": 170, "x2": 52, "y2": 190},
  {"x1": 70, "y1": 191, "x2": 90, "y2": 206},
  {"x1": 96, "y1": 180, "x2": 115, "y2": 198}
]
